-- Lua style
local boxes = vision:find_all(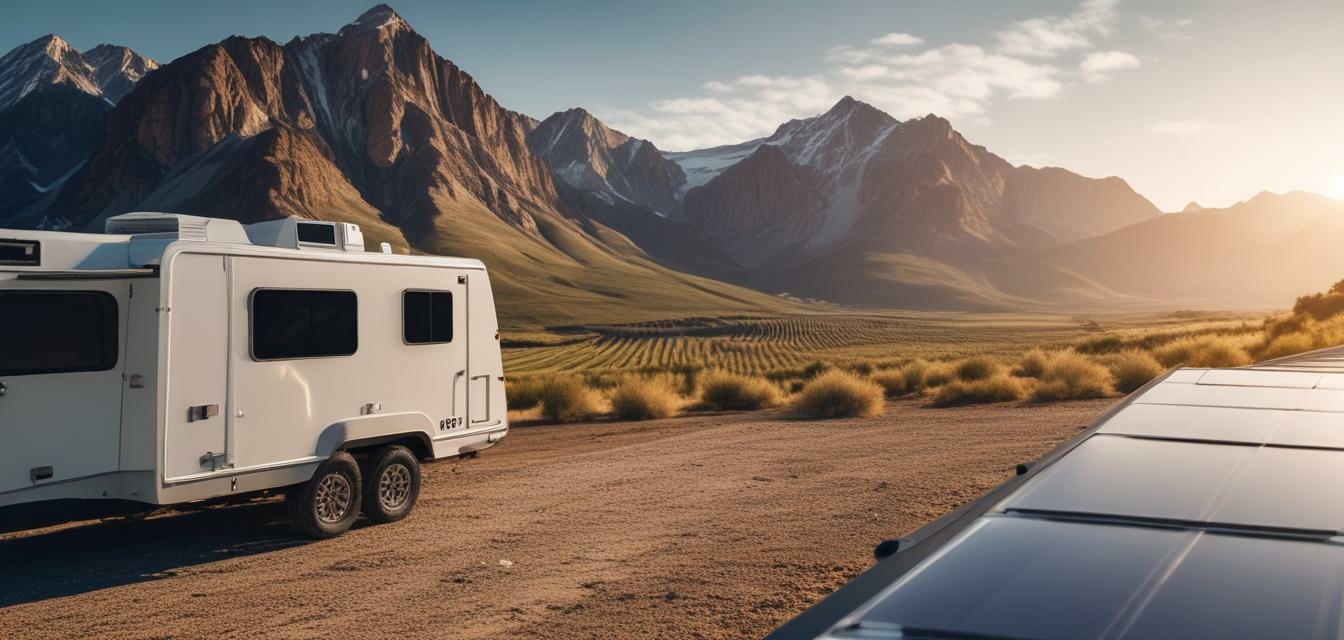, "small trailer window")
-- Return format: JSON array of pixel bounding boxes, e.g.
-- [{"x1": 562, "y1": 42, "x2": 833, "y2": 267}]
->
[
  {"x1": 0, "y1": 291, "x2": 118, "y2": 375},
  {"x1": 251, "y1": 289, "x2": 358, "y2": 360},
  {"x1": 403, "y1": 290, "x2": 453, "y2": 344}
]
